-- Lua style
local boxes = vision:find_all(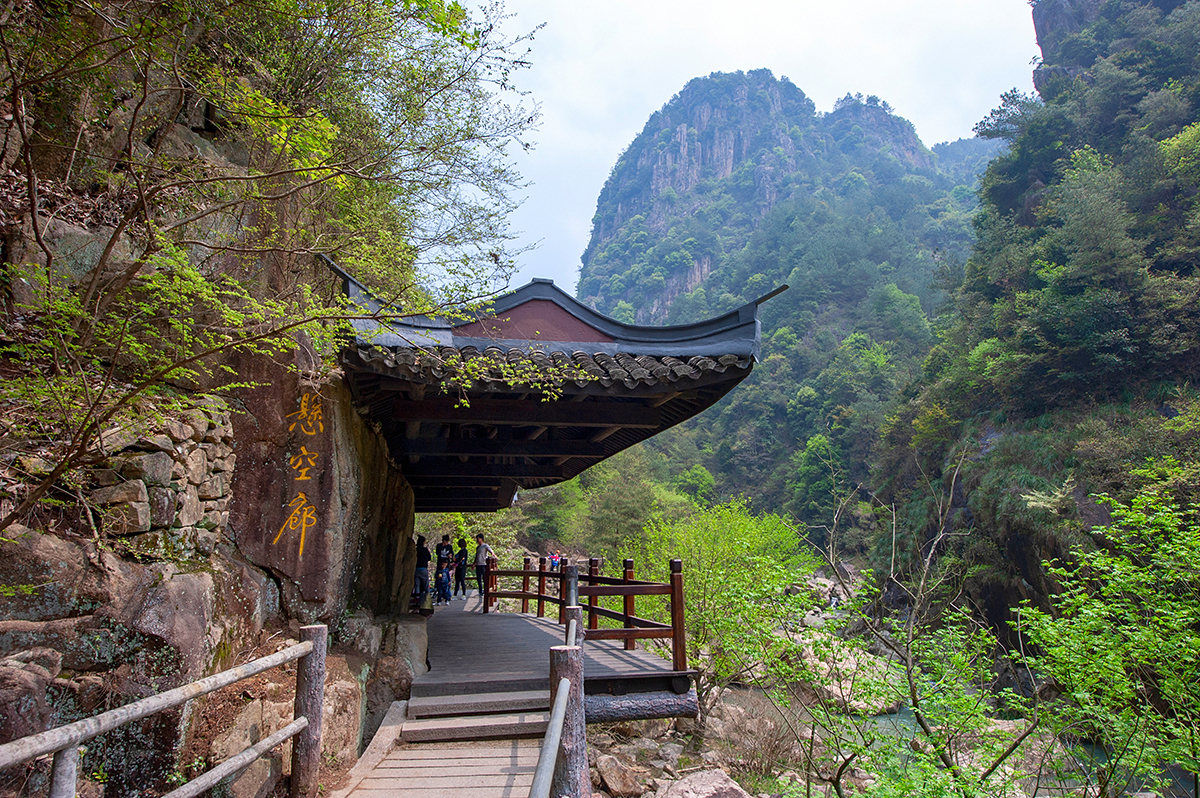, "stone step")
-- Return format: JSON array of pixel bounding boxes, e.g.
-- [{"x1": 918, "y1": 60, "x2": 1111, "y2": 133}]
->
[
  {"x1": 408, "y1": 690, "x2": 549, "y2": 719},
  {"x1": 400, "y1": 711, "x2": 550, "y2": 743}
]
